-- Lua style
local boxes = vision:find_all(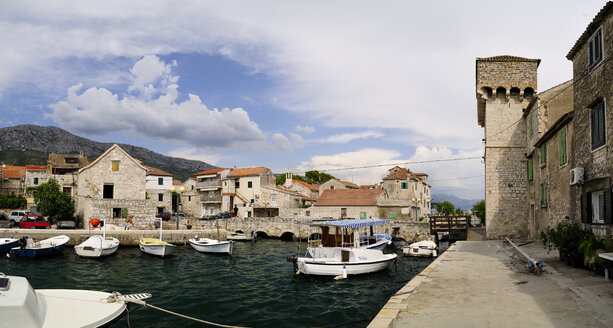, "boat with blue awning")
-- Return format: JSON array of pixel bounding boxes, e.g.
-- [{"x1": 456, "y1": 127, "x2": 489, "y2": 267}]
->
[{"x1": 308, "y1": 218, "x2": 392, "y2": 251}]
